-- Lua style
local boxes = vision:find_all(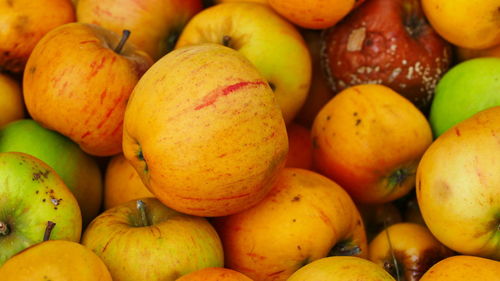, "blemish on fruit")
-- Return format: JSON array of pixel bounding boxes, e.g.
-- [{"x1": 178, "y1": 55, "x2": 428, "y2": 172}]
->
[
  {"x1": 297, "y1": 245, "x2": 301, "y2": 250},
  {"x1": 292, "y1": 195, "x2": 301, "y2": 202},
  {"x1": 347, "y1": 27, "x2": 366, "y2": 52},
  {"x1": 51, "y1": 198, "x2": 60, "y2": 206},
  {"x1": 326, "y1": 115, "x2": 331, "y2": 120},
  {"x1": 454, "y1": 127, "x2": 461, "y2": 136},
  {"x1": 268, "y1": 82, "x2": 276, "y2": 91},
  {"x1": 292, "y1": 219, "x2": 297, "y2": 222},
  {"x1": 42, "y1": 199, "x2": 46, "y2": 202},
  {"x1": 355, "y1": 119, "x2": 362, "y2": 126}
]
